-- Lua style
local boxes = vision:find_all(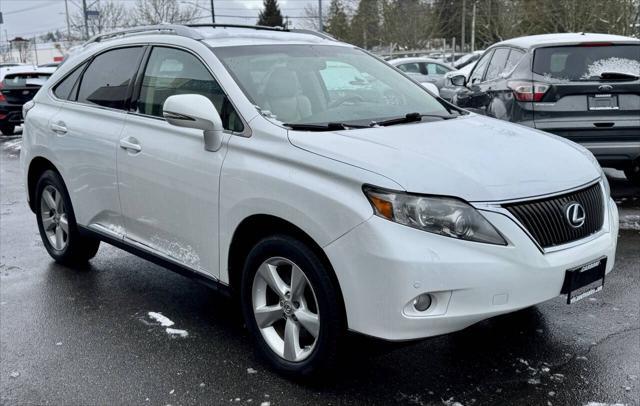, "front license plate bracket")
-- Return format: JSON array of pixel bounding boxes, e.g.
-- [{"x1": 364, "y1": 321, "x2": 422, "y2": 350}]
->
[{"x1": 560, "y1": 257, "x2": 606, "y2": 304}]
